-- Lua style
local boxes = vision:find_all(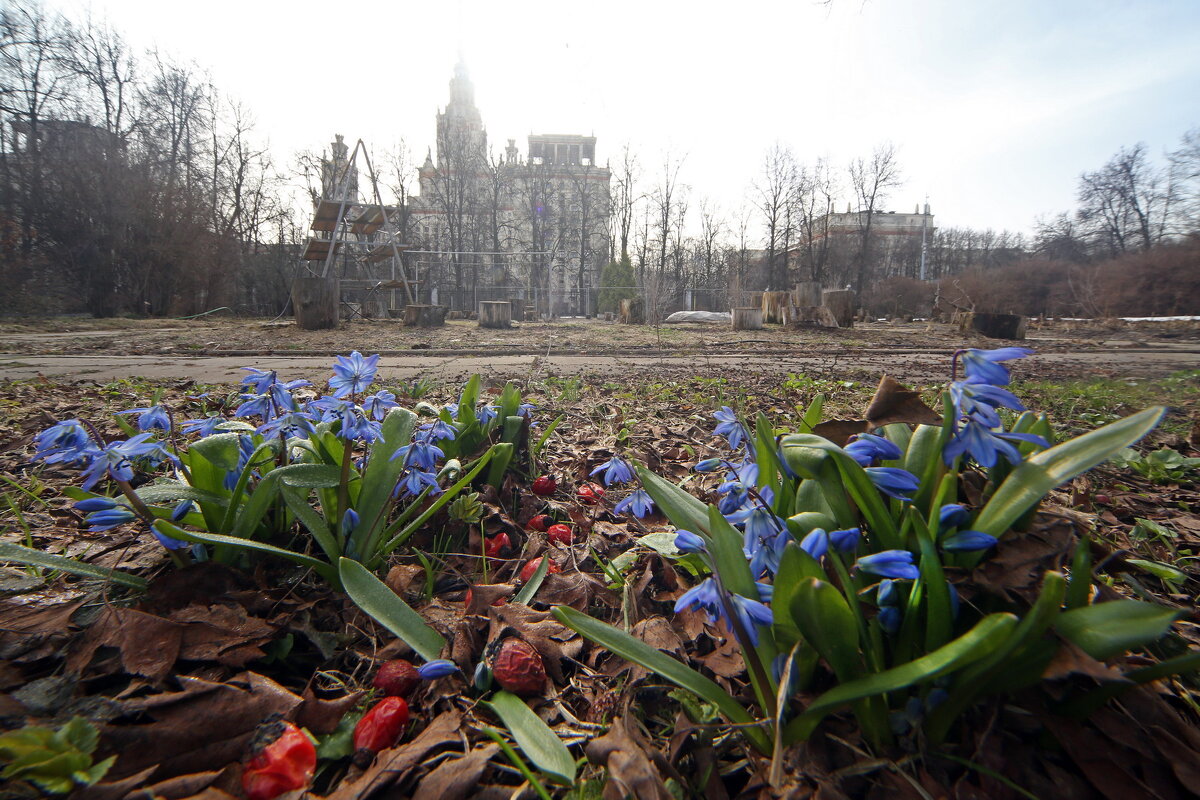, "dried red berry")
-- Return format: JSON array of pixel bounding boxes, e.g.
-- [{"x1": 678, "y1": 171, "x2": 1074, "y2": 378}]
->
[
  {"x1": 492, "y1": 638, "x2": 547, "y2": 696},
  {"x1": 531, "y1": 475, "x2": 557, "y2": 496},
  {"x1": 519, "y1": 556, "x2": 561, "y2": 583},
  {"x1": 527, "y1": 514, "x2": 553, "y2": 532},
  {"x1": 484, "y1": 531, "x2": 511, "y2": 559},
  {"x1": 546, "y1": 523, "x2": 573, "y2": 546},
  {"x1": 372, "y1": 659, "x2": 419, "y2": 697},
  {"x1": 353, "y1": 696, "x2": 410, "y2": 753},
  {"x1": 242, "y1": 718, "x2": 316, "y2": 800},
  {"x1": 577, "y1": 482, "x2": 605, "y2": 504}
]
